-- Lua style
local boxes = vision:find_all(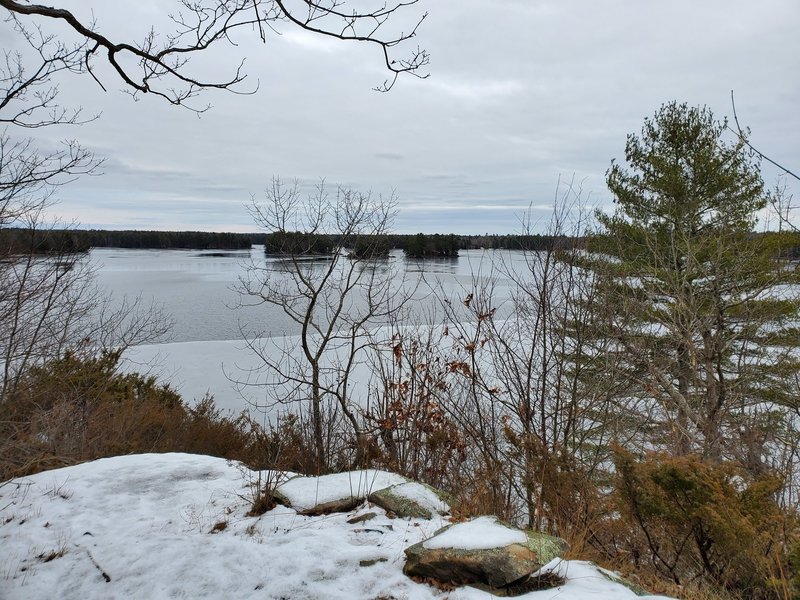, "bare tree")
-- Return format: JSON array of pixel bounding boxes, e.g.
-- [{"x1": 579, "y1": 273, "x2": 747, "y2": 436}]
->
[
  {"x1": 239, "y1": 178, "x2": 402, "y2": 472},
  {"x1": 2, "y1": 0, "x2": 429, "y2": 113},
  {"x1": 0, "y1": 231, "x2": 172, "y2": 399},
  {"x1": 419, "y1": 183, "x2": 633, "y2": 536},
  {"x1": 0, "y1": 10, "x2": 171, "y2": 402},
  {"x1": 360, "y1": 181, "x2": 631, "y2": 539},
  {"x1": 1, "y1": 1, "x2": 427, "y2": 474},
  {"x1": 0, "y1": 131, "x2": 170, "y2": 399},
  {"x1": 0, "y1": 0, "x2": 426, "y2": 391}
]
